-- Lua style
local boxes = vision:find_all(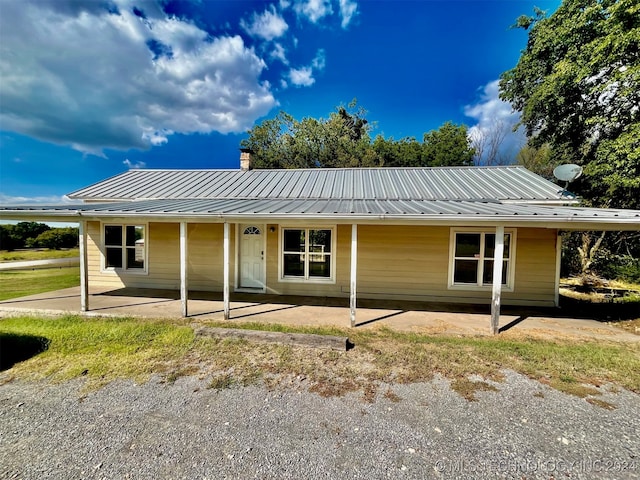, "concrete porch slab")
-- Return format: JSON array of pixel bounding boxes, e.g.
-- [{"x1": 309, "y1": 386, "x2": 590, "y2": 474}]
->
[{"x1": 0, "y1": 286, "x2": 637, "y2": 342}]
